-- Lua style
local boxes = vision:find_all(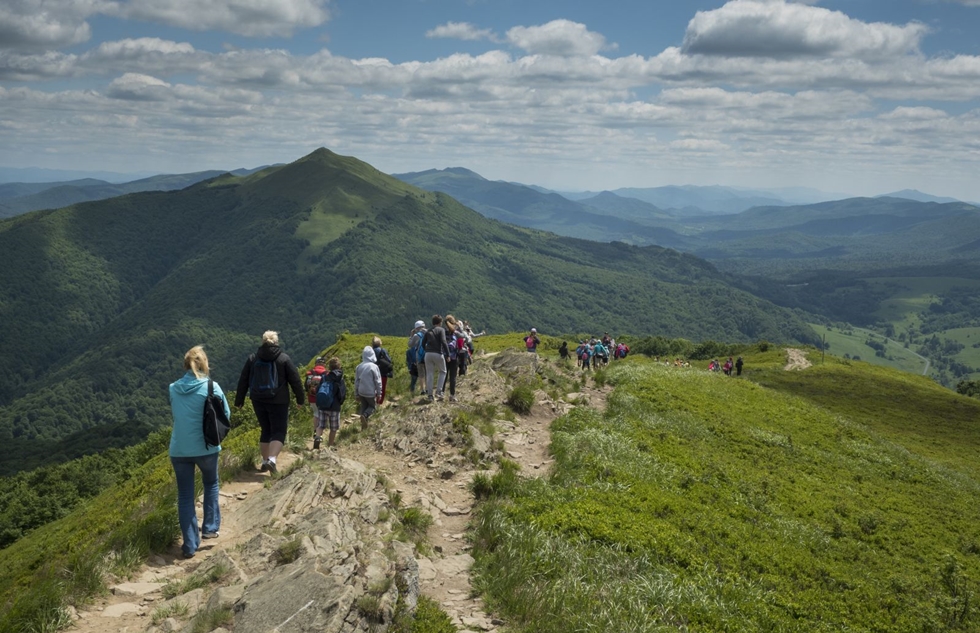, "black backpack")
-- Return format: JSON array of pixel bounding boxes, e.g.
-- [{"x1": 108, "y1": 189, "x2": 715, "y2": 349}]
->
[
  {"x1": 249, "y1": 357, "x2": 279, "y2": 399},
  {"x1": 203, "y1": 379, "x2": 231, "y2": 449}
]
